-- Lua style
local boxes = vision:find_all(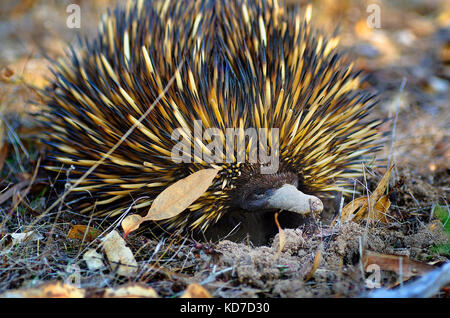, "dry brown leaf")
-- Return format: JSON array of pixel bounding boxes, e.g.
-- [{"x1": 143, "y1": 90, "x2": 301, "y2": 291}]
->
[
  {"x1": 368, "y1": 165, "x2": 394, "y2": 206},
  {"x1": 337, "y1": 165, "x2": 394, "y2": 224},
  {"x1": 122, "y1": 168, "x2": 219, "y2": 237},
  {"x1": 180, "y1": 283, "x2": 211, "y2": 298},
  {"x1": 371, "y1": 195, "x2": 391, "y2": 223},
  {"x1": 304, "y1": 243, "x2": 323, "y2": 281},
  {"x1": 147, "y1": 168, "x2": 219, "y2": 221},
  {"x1": 339, "y1": 197, "x2": 367, "y2": 223},
  {"x1": 0, "y1": 281, "x2": 85, "y2": 298},
  {"x1": 104, "y1": 284, "x2": 159, "y2": 298},
  {"x1": 363, "y1": 251, "x2": 435, "y2": 280},
  {"x1": 67, "y1": 225, "x2": 101, "y2": 242},
  {"x1": 101, "y1": 230, "x2": 137, "y2": 277}
]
